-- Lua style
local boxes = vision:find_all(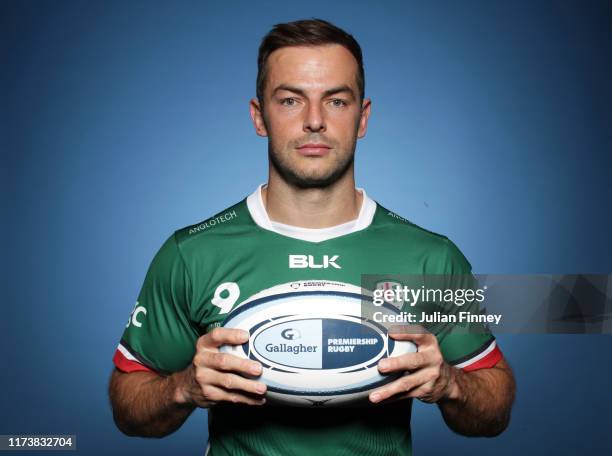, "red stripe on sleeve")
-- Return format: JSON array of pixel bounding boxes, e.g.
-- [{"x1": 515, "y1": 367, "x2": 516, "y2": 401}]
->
[
  {"x1": 461, "y1": 345, "x2": 503, "y2": 372},
  {"x1": 113, "y1": 349, "x2": 155, "y2": 374}
]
